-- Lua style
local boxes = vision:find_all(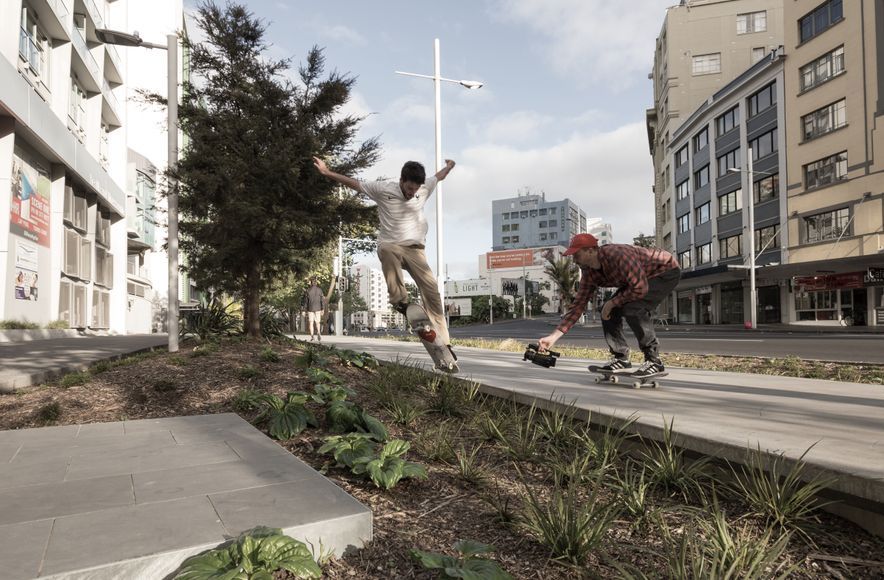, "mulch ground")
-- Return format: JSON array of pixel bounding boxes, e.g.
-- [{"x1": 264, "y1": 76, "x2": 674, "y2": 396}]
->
[{"x1": 1, "y1": 337, "x2": 882, "y2": 579}]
